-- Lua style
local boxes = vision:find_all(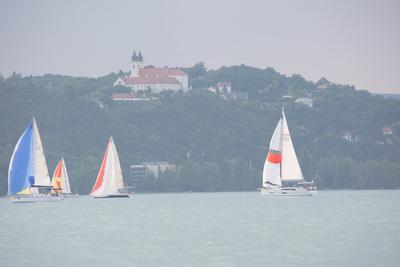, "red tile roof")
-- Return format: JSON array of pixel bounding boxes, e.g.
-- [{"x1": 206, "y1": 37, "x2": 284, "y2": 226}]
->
[
  {"x1": 140, "y1": 67, "x2": 186, "y2": 77},
  {"x1": 118, "y1": 67, "x2": 186, "y2": 85},
  {"x1": 382, "y1": 127, "x2": 393, "y2": 135},
  {"x1": 167, "y1": 68, "x2": 187, "y2": 76},
  {"x1": 121, "y1": 76, "x2": 179, "y2": 85}
]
